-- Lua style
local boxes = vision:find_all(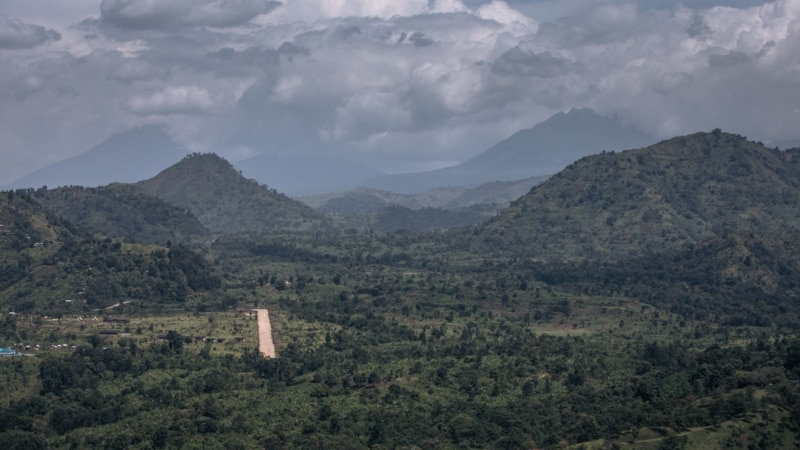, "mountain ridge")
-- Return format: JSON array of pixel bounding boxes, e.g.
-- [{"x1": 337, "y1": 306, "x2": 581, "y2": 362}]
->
[
  {"x1": 362, "y1": 108, "x2": 656, "y2": 193},
  {"x1": 5, "y1": 109, "x2": 655, "y2": 198},
  {"x1": 4, "y1": 125, "x2": 187, "y2": 190},
  {"x1": 475, "y1": 130, "x2": 800, "y2": 260}
]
